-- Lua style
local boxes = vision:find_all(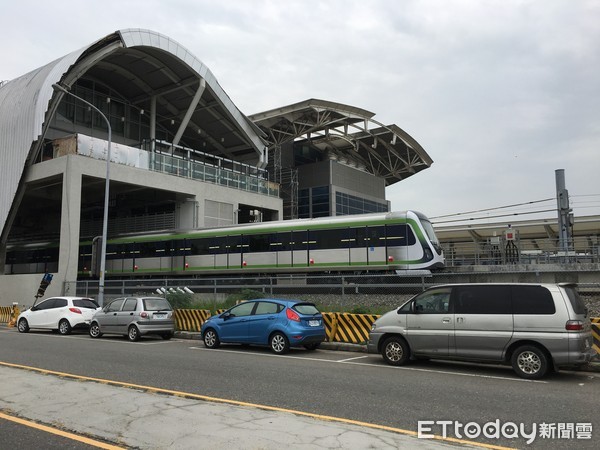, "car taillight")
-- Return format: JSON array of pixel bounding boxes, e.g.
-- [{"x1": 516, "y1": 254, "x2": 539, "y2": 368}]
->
[
  {"x1": 140, "y1": 312, "x2": 149, "y2": 318},
  {"x1": 565, "y1": 320, "x2": 584, "y2": 331},
  {"x1": 69, "y1": 308, "x2": 82, "y2": 314},
  {"x1": 286, "y1": 308, "x2": 300, "y2": 322}
]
